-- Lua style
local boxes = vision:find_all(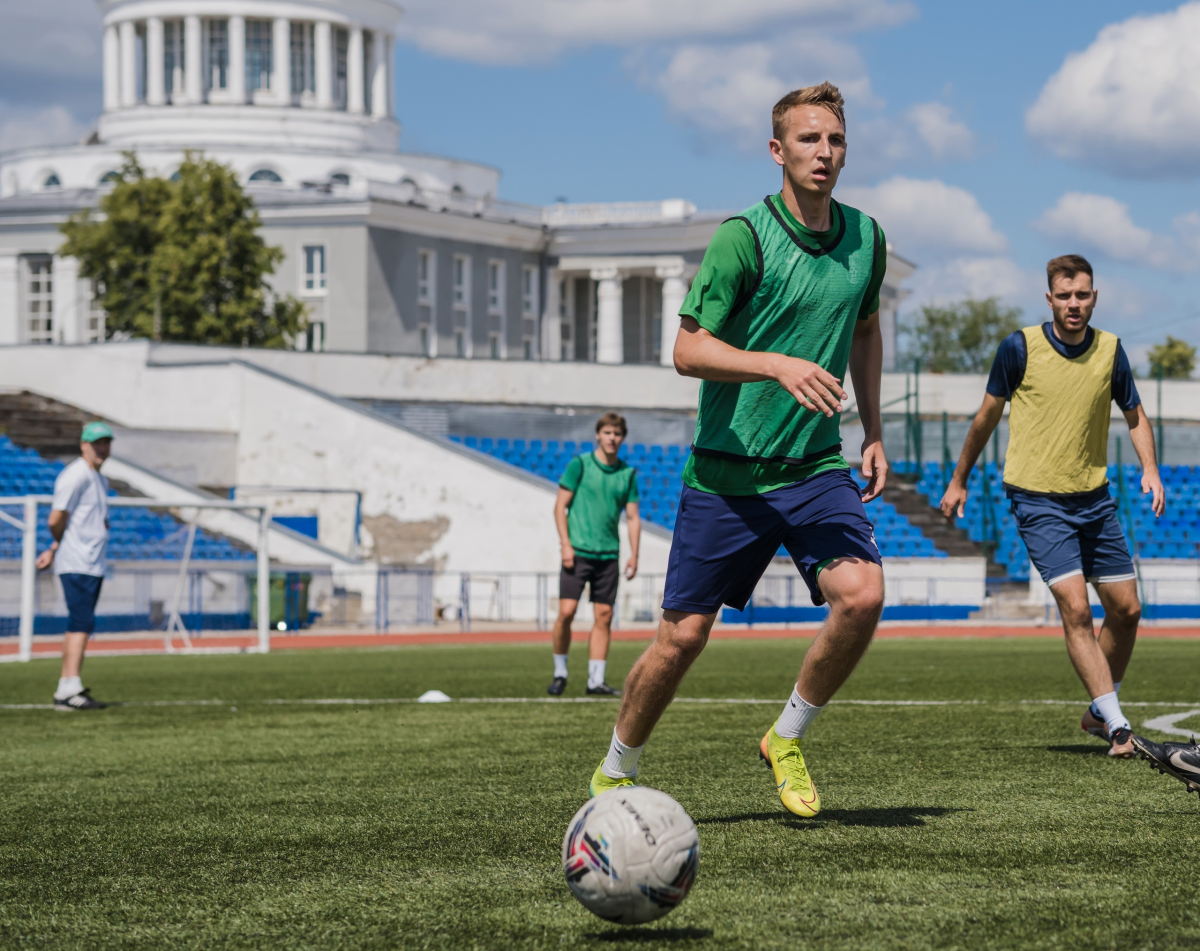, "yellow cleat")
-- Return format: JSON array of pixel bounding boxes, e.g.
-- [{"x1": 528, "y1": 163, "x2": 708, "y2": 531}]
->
[
  {"x1": 589, "y1": 760, "x2": 636, "y2": 798},
  {"x1": 759, "y1": 727, "x2": 821, "y2": 817}
]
